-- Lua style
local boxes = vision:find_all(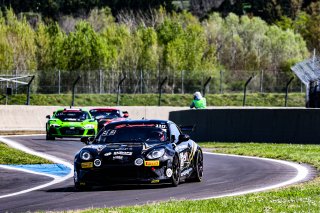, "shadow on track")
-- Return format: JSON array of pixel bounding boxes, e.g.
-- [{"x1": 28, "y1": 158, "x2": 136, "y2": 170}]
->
[{"x1": 46, "y1": 183, "x2": 179, "y2": 193}]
